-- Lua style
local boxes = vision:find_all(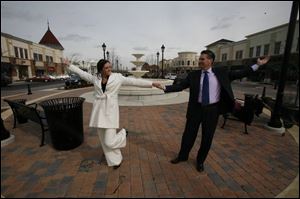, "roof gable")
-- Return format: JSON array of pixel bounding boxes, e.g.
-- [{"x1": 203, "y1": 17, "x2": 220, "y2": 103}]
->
[
  {"x1": 206, "y1": 39, "x2": 234, "y2": 47},
  {"x1": 39, "y1": 28, "x2": 64, "y2": 50}
]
